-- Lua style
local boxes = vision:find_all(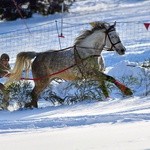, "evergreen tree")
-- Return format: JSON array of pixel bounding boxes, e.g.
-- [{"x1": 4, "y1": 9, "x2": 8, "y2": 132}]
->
[{"x1": 0, "y1": 0, "x2": 74, "y2": 21}]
